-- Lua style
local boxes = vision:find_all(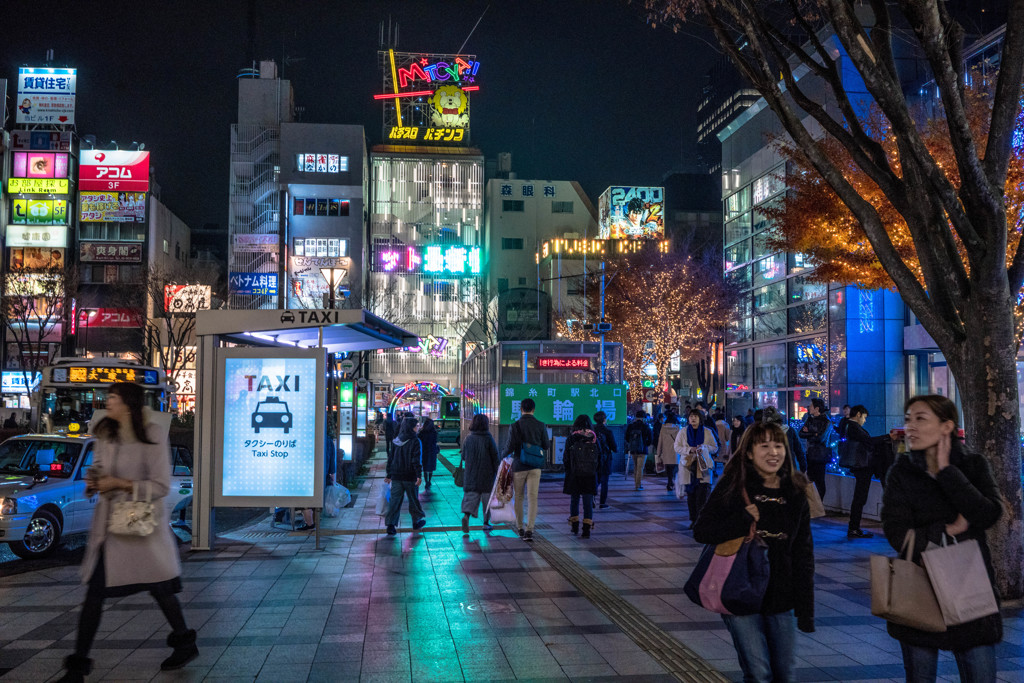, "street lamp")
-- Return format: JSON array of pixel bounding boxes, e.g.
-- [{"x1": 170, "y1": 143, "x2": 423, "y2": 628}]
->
[{"x1": 319, "y1": 267, "x2": 348, "y2": 309}]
